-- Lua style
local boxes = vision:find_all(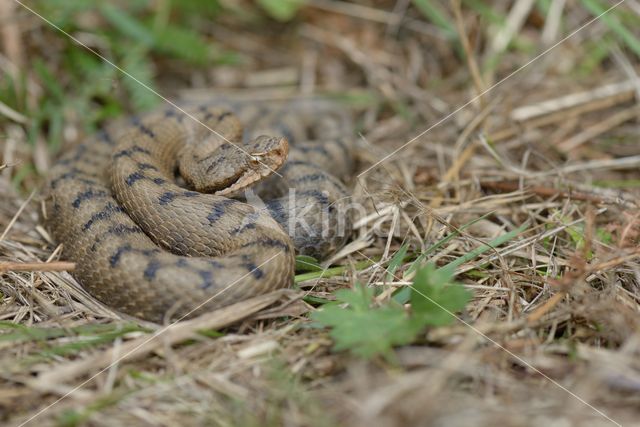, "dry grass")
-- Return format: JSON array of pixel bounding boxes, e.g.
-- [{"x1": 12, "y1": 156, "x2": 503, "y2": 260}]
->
[{"x1": 2, "y1": 1, "x2": 640, "y2": 426}]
